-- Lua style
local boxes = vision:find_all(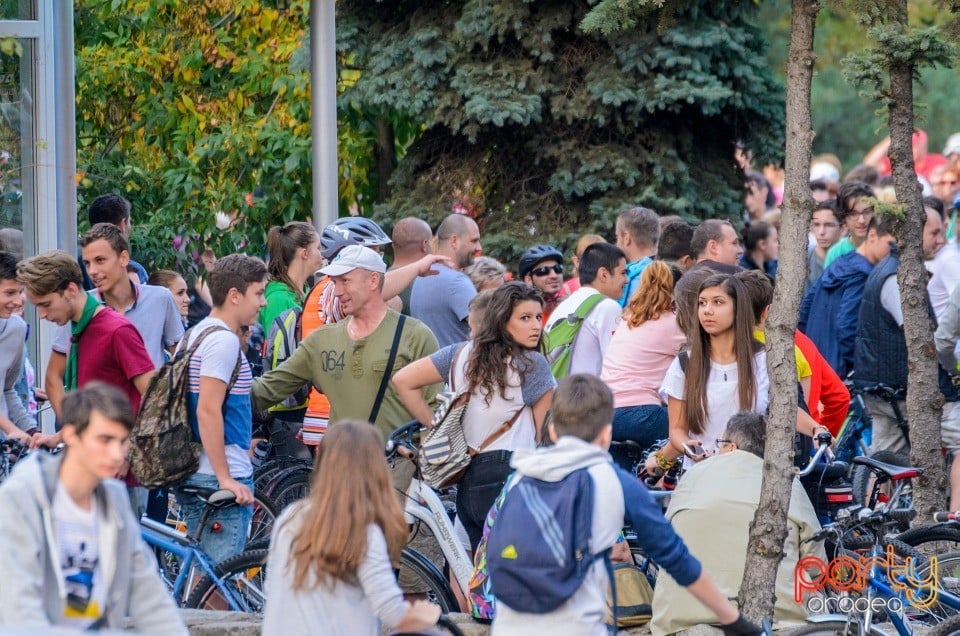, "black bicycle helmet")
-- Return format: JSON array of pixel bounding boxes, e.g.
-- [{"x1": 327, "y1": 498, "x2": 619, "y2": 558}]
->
[
  {"x1": 518, "y1": 244, "x2": 564, "y2": 279},
  {"x1": 320, "y1": 217, "x2": 392, "y2": 260}
]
